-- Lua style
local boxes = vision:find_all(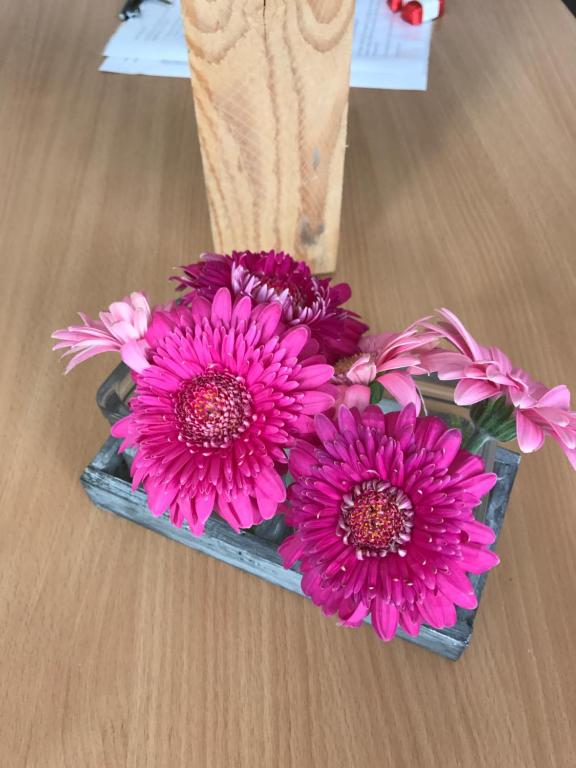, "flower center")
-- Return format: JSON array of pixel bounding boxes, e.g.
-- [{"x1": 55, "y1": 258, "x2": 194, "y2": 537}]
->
[
  {"x1": 338, "y1": 480, "x2": 414, "y2": 559},
  {"x1": 256, "y1": 273, "x2": 311, "y2": 309},
  {"x1": 332, "y1": 353, "x2": 363, "y2": 380},
  {"x1": 174, "y1": 370, "x2": 252, "y2": 449}
]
